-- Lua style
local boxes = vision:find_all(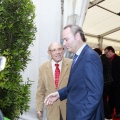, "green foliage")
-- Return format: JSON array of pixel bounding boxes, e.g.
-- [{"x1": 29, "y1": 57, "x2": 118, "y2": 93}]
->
[{"x1": 0, "y1": 0, "x2": 36, "y2": 119}]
